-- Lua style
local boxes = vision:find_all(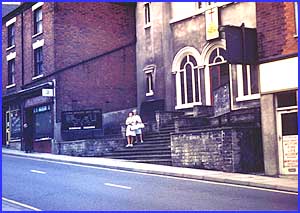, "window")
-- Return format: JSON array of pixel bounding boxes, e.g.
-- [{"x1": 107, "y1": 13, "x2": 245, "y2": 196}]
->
[
  {"x1": 295, "y1": 2, "x2": 298, "y2": 36},
  {"x1": 236, "y1": 64, "x2": 259, "y2": 101},
  {"x1": 177, "y1": 55, "x2": 202, "y2": 106},
  {"x1": 7, "y1": 24, "x2": 15, "y2": 47},
  {"x1": 33, "y1": 105, "x2": 52, "y2": 139},
  {"x1": 144, "y1": 3, "x2": 151, "y2": 26},
  {"x1": 10, "y1": 109, "x2": 21, "y2": 140},
  {"x1": 144, "y1": 66, "x2": 155, "y2": 96},
  {"x1": 34, "y1": 47, "x2": 43, "y2": 76},
  {"x1": 8, "y1": 59, "x2": 15, "y2": 85},
  {"x1": 34, "y1": 7, "x2": 43, "y2": 35},
  {"x1": 277, "y1": 91, "x2": 297, "y2": 108}
]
